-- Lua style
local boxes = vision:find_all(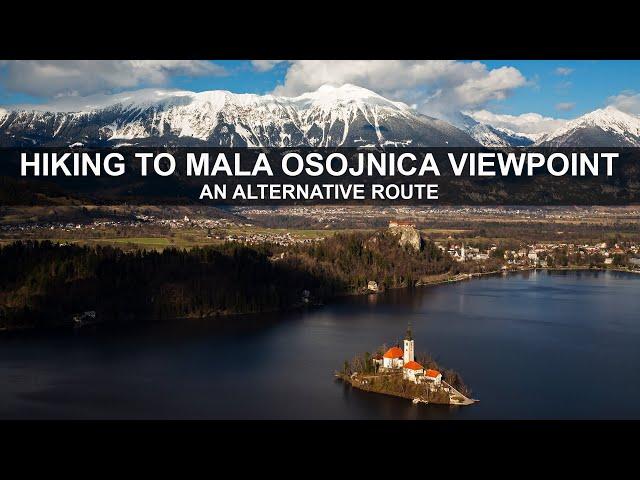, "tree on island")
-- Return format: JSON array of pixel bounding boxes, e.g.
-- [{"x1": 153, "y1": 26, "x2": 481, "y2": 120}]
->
[{"x1": 343, "y1": 360, "x2": 350, "y2": 375}]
